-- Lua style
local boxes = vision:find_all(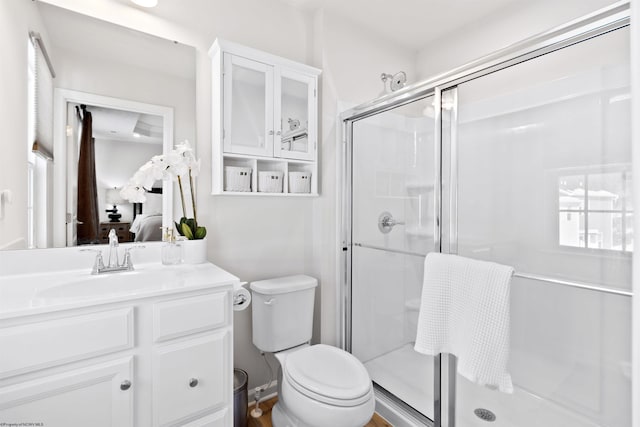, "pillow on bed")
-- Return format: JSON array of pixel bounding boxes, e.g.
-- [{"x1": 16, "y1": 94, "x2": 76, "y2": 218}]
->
[{"x1": 144, "y1": 192, "x2": 163, "y2": 215}]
